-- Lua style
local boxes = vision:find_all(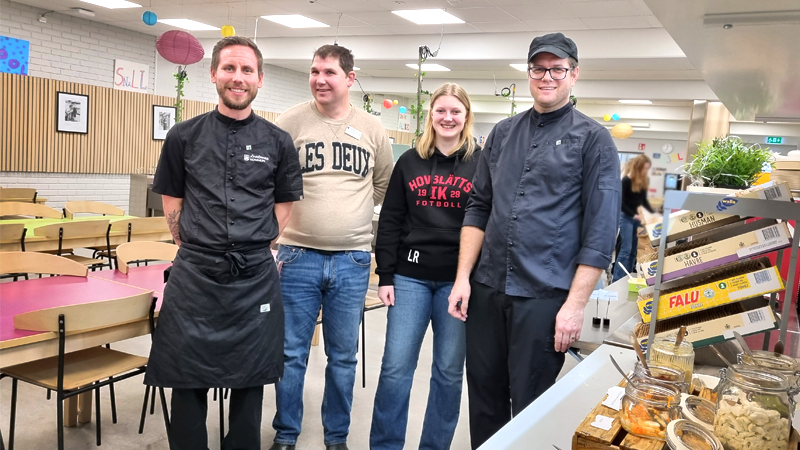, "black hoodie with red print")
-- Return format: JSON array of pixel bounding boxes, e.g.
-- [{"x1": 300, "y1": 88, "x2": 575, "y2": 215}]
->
[{"x1": 375, "y1": 143, "x2": 481, "y2": 286}]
